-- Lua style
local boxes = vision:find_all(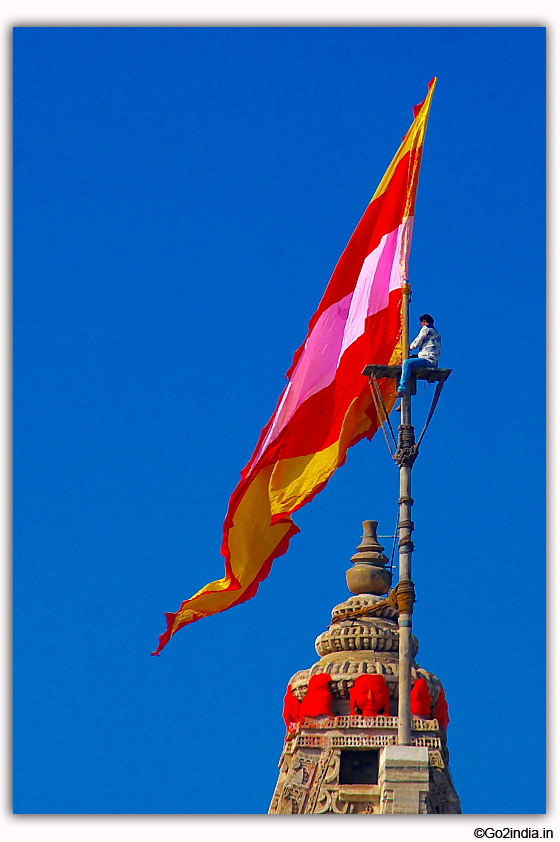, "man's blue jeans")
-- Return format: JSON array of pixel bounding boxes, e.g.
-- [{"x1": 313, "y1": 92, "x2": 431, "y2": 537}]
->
[{"x1": 397, "y1": 357, "x2": 436, "y2": 394}]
